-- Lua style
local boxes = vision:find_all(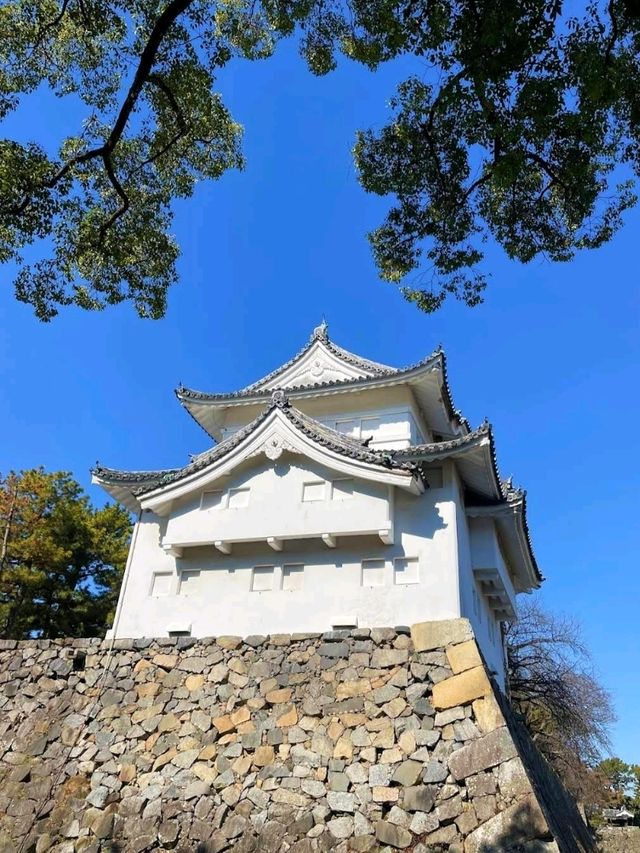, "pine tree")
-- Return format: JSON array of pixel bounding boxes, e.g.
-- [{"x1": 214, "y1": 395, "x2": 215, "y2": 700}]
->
[{"x1": 0, "y1": 468, "x2": 131, "y2": 638}]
